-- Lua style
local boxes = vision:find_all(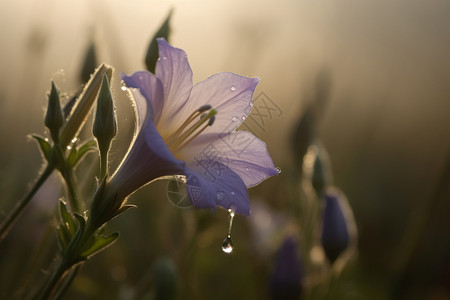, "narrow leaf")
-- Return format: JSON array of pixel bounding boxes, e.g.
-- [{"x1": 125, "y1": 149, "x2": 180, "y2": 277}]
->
[
  {"x1": 80, "y1": 232, "x2": 119, "y2": 258},
  {"x1": 59, "y1": 200, "x2": 77, "y2": 236},
  {"x1": 32, "y1": 135, "x2": 52, "y2": 162},
  {"x1": 72, "y1": 140, "x2": 97, "y2": 167}
]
